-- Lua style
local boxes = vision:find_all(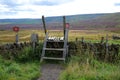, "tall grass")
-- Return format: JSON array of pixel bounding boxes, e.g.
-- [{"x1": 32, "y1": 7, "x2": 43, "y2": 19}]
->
[
  {"x1": 0, "y1": 55, "x2": 40, "y2": 80},
  {"x1": 16, "y1": 44, "x2": 42, "y2": 62},
  {"x1": 59, "y1": 43, "x2": 120, "y2": 80},
  {"x1": 0, "y1": 43, "x2": 42, "y2": 80}
]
